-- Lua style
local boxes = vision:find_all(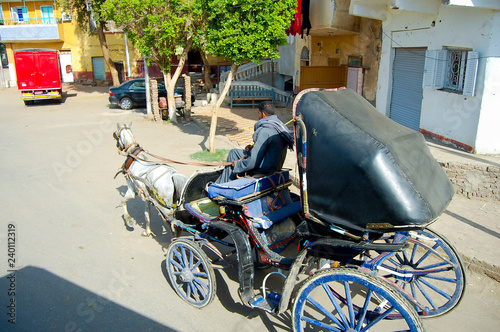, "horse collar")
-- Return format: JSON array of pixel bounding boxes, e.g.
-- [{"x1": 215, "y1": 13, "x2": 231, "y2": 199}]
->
[{"x1": 123, "y1": 146, "x2": 144, "y2": 171}]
